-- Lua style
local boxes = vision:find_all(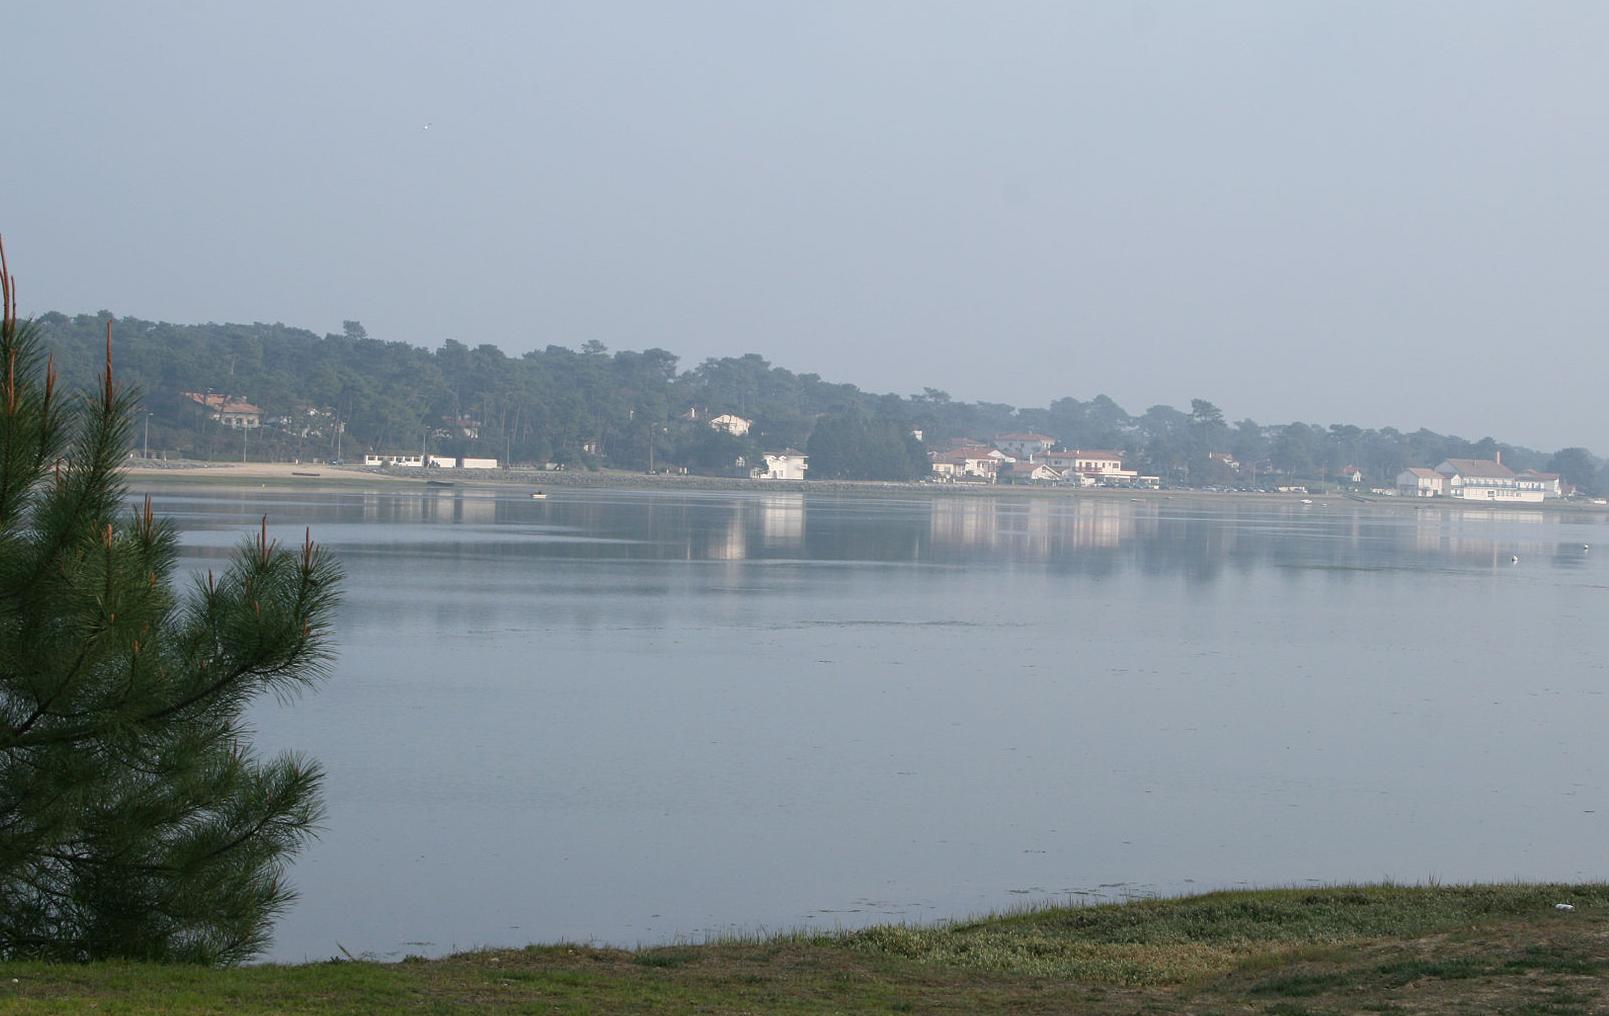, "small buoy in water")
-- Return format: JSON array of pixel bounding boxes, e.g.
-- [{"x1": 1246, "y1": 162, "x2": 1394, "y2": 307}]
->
[
  {"x1": 1511, "y1": 555, "x2": 1519, "y2": 564},
  {"x1": 1585, "y1": 544, "x2": 1591, "y2": 551},
  {"x1": 1555, "y1": 903, "x2": 1576, "y2": 911}
]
